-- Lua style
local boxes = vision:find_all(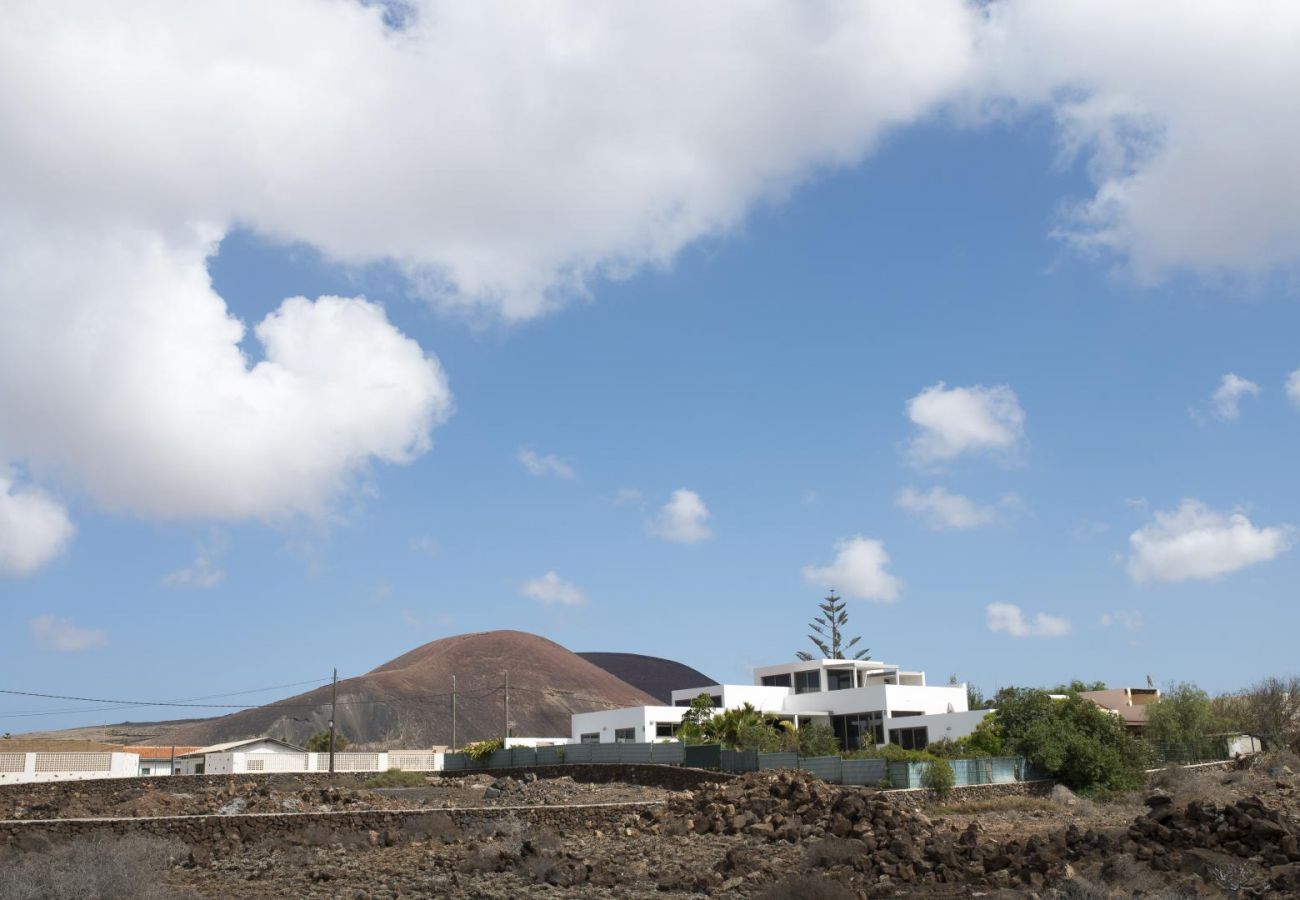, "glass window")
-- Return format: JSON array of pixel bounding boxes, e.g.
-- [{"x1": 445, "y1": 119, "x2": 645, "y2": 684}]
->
[
  {"x1": 614, "y1": 727, "x2": 636, "y2": 743},
  {"x1": 580, "y1": 733, "x2": 600, "y2": 744},
  {"x1": 710, "y1": 695, "x2": 723, "y2": 708},
  {"x1": 889, "y1": 727, "x2": 928, "y2": 751},
  {"x1": 761, "y1": 673, "x2": 792, "y2": 688},
  {"x1": 891, "y1": 710, "x2": 923, "y2": 717},
  {"x1": 831, "y1": 712, "x2": 883, "y2": 750},
  {"x1": 794, "y1": 670, "x2": 821, "y2": 694},
  {"x1": 826, "y1": 670, "x2": 854, "y2": 691},
  {"x1": 674, "y1": 698, "x2": 690, "y2": 707},
  {"x1": 655, "y1": 723, "x2": 678, "y2": 738}
]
